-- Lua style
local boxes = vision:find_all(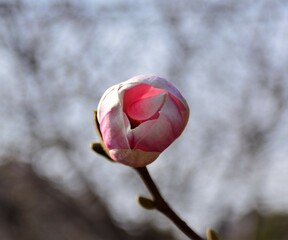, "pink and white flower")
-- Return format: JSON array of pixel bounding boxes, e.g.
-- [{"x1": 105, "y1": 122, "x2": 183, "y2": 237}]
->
[{"x1": 97, "y1": 75, "x2": 189, "y2": 167}]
